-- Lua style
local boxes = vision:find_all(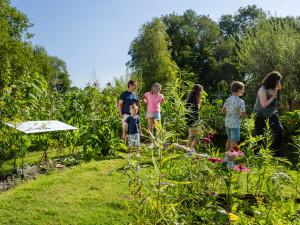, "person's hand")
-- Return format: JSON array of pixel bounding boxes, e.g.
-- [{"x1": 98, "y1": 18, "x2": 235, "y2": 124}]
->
[
  {"x1": 272, "y1": 88, "x2": 279, "y2": 98},
  {"x1": 276, "y1": 82, "x2": 282, "y2": 91}
]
